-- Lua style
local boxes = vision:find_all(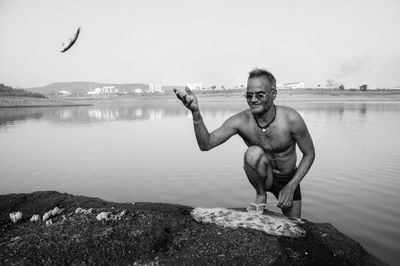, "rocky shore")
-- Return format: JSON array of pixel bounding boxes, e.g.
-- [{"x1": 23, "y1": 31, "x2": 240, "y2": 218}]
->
[{"x1": 0, "y1": 191, "x2": 386, "y2": 265}]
